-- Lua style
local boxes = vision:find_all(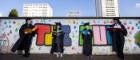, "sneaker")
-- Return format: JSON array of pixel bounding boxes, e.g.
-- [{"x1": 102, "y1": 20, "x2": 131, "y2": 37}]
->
[
  {"x1": 87, "y1": 55, "x2": 92, "y2": 60},
  {"x1": 60, "y1": 53, "x2": 63, "y2": 58},
  {"x1": 56, "y1": 53, "x2": 59, "y2": 58}
]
